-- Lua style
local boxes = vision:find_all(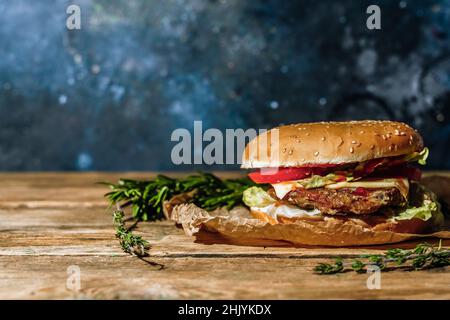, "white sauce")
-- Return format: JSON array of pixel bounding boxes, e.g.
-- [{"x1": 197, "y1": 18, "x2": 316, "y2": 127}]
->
[{"x1": 251, "y1": 204, "x2": 321, "y2": 220}]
